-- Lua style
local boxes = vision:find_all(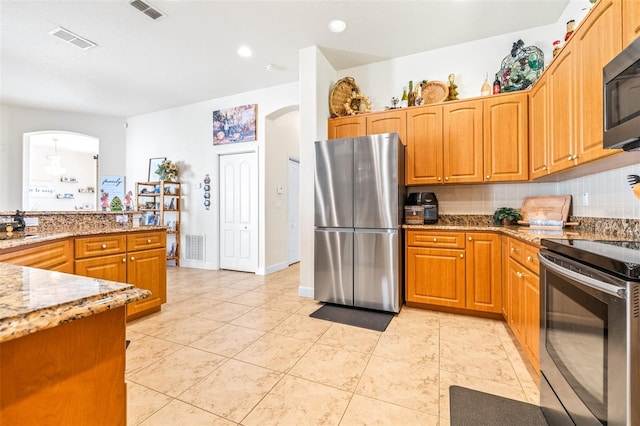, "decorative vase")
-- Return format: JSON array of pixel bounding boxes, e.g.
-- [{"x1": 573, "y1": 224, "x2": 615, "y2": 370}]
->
[{"x1": 502, "y1": 218, "x2": 514, "y2": 226}]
